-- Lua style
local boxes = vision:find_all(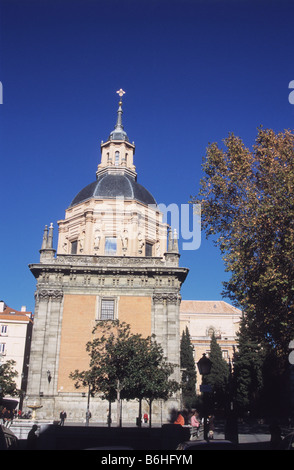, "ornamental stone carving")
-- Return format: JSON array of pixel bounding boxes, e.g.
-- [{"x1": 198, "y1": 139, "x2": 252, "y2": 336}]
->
[
  {"x1": 152, "y1": 293, "x2": 181, "y2": 305},
  {"x1": 38, "y1": 289, "x2": 63, "y2": 301}
]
